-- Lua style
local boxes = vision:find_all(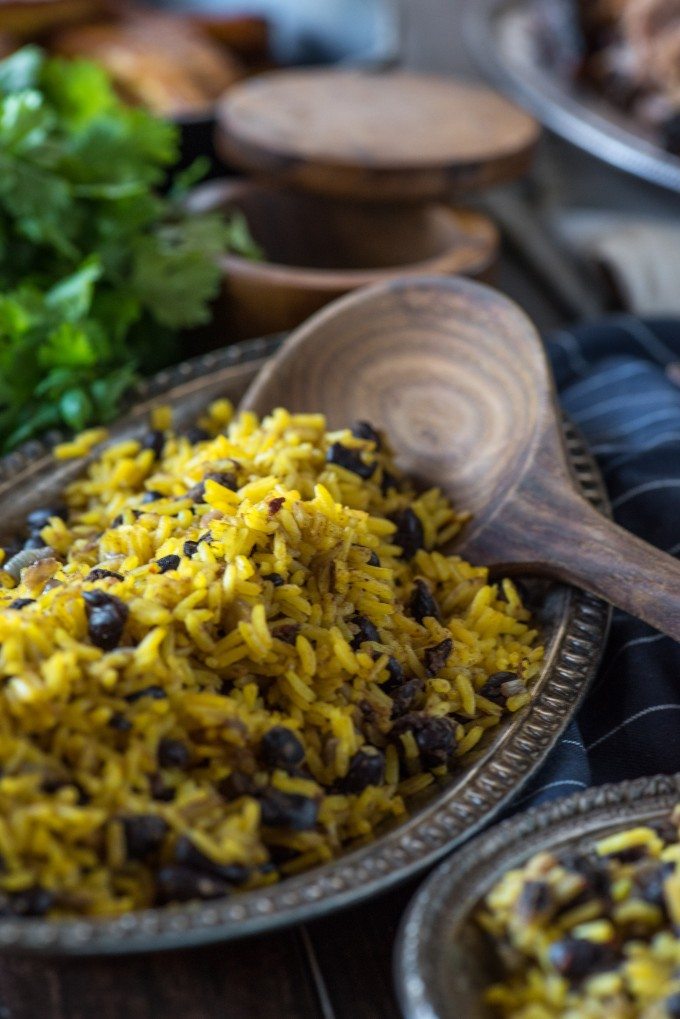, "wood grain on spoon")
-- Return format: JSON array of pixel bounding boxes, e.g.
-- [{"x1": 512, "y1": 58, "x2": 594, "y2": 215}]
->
[{"x1": 241, "y1": 276, "x2": 680, "y2": 642}]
